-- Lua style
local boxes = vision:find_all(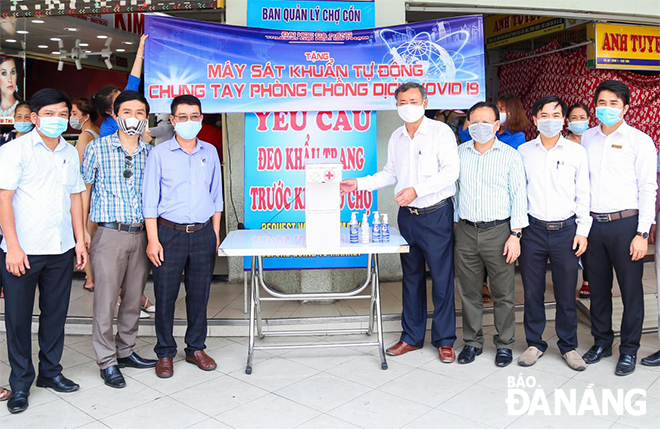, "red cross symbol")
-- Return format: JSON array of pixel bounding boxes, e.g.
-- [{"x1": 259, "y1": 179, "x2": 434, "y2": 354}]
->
[{"x1": 324, "y1": 170, "x2": 335, "y2": 181}]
